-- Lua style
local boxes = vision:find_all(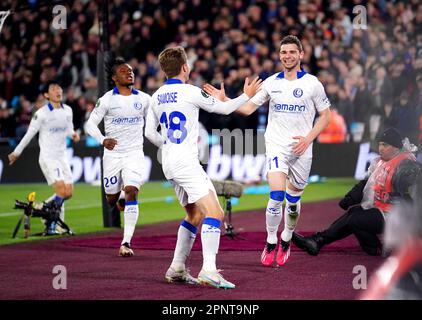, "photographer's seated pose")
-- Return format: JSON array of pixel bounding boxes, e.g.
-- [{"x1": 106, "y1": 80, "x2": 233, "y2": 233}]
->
[{"x1": 293, "y1": 128, "x2": 420, "y2": 256}]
